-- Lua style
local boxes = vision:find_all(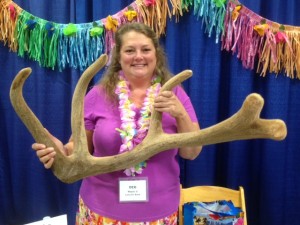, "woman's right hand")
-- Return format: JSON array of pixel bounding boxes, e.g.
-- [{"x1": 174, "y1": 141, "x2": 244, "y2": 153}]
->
[{"x1": 31, "y1": 130, "x2": 65, "y2": 169}]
